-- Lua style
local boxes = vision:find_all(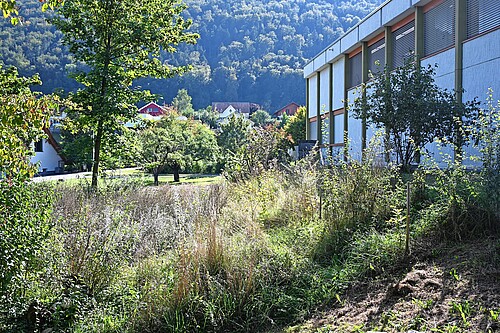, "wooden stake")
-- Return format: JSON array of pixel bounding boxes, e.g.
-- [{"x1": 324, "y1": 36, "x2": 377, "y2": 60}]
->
[{"x1": 405, "y1": 181, "x2": 411, "y2": 256}]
